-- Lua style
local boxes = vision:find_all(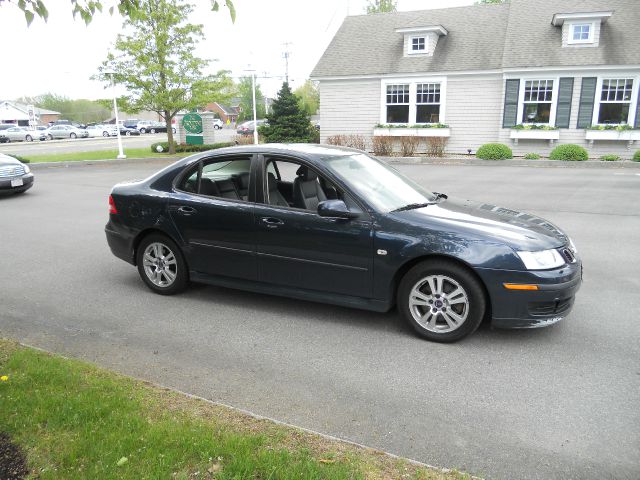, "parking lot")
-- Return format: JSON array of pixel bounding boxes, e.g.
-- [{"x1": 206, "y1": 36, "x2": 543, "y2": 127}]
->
[{"x1": 0, "y1": 160, "x2": 638, "y2": 479}]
